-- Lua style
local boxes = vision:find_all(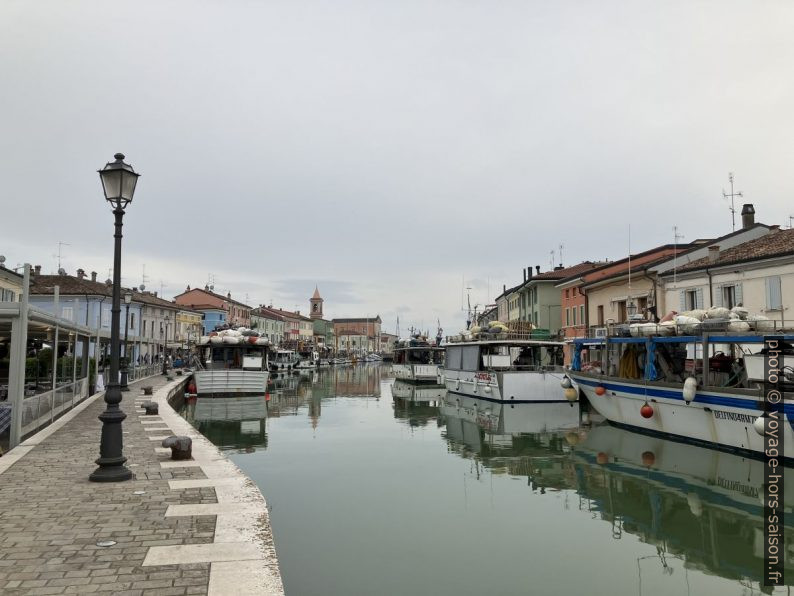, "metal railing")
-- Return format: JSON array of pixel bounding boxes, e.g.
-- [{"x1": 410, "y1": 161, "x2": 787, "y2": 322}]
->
[
  {"x1": 19, "y1": 377, "x2": 89, "y2": 438},
  {"x1": 446, "y1": 330, "x2": 563, "y2": 343},
  {"x1": 127, "y1": 363, "x2": 163, "y2": 382},
  {"x1": 581, "y1": 319, "x2": 794, "y2": 339}
]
